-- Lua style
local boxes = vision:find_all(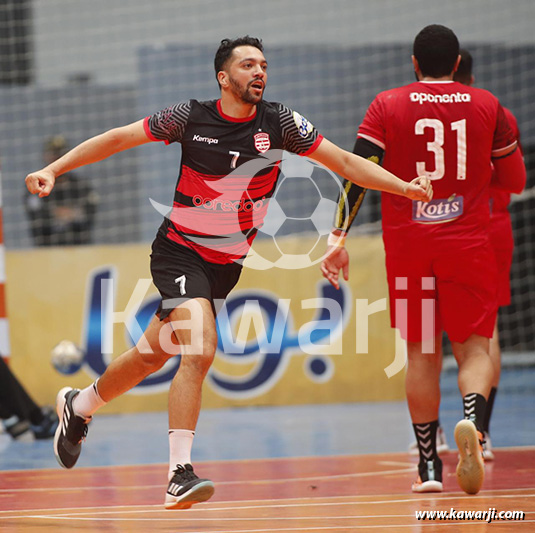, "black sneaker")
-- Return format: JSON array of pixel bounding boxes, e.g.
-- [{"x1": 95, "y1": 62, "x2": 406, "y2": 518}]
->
[
  {"x1": 412, "y1": 458, "x2": 443, "y2": 493},
  {"x1": 32, "y1": 407, "x2": 59, "y2": 440},
  {"x1": 53, "y1": 387, "x2": 91, "y2": 469},
  {"x1": 164, "y1": 464, "x2": 215, "y2": 510}
]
